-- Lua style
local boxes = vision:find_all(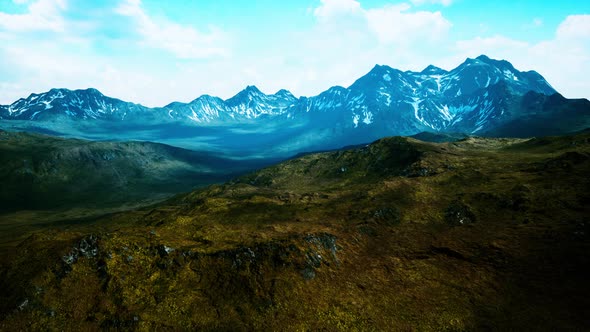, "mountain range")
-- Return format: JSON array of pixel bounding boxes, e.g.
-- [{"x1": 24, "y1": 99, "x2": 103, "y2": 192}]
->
[
  {"x1": 2, "y1": 54, "x2": 590, "y2": 330},
  {"x1": 1, "y1": 55, "x2": 589, "y2": 156}
]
